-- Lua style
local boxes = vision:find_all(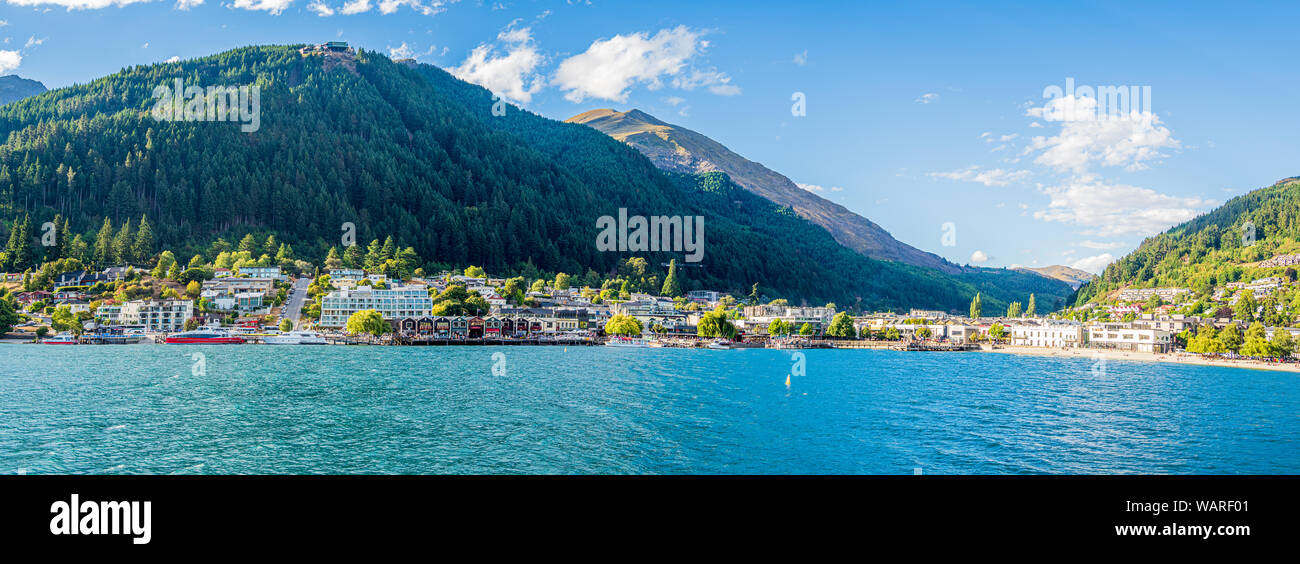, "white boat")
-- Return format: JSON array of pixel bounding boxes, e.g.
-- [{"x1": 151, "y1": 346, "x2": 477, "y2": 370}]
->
[
  {"x1": 706, "y1": 339, "x2": 733, "y2": 350},
  {"x1": 41, "y1": 333, "x2": 79, "y2": 345},
  {"x1": 263, "y1": 330, "x2": 328, "y2": 345},
  {"x1": 165, "y1": 328, "x2": 246, "y2": 344},
  {"x1": 605, "y1": 336, "x2": 652, "y2": 348}
]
